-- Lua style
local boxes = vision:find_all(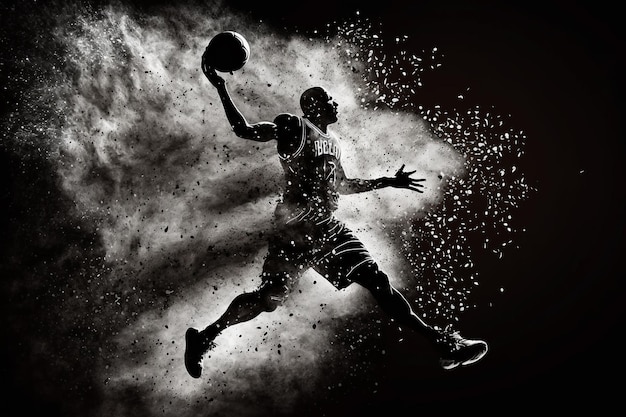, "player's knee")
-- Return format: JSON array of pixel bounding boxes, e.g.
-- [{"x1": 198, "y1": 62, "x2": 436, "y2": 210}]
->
[
  {"x1": 352, "y1": 262, "x2": 392, "y2": 294},
  {"x1": 259, "y1": 276, "x2": 291, "y2": 311},
  {"x1": 261, "y1": 292, "x2": 282, "y2": 312},
  {"x1": 262, "y1": 289, "x2": 289, "y2": 311}
]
